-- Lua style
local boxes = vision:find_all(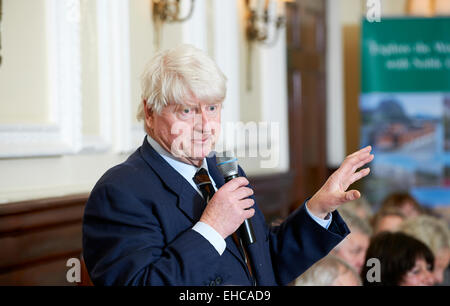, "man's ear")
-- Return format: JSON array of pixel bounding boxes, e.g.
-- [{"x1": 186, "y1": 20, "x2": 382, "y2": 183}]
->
[
  {"x1": 143, "y1": 99, "x2": 152, "y2": 117},
  {"x1": 143, "y1": 100, "x2": 154, "y2": 130}
]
